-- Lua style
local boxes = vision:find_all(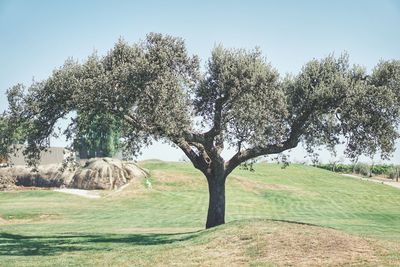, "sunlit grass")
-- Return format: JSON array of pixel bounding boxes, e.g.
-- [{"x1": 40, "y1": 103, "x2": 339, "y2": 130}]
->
[{"x1": 0, "y1": 161, "x2": 399, "y2": 266}]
